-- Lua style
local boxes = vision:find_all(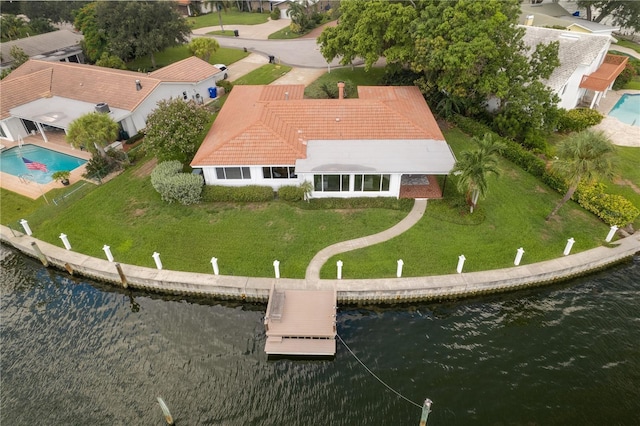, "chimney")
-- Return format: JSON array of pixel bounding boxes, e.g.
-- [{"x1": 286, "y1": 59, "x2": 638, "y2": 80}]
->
[
  {"x1": 338, "y1": 82, "x2": 345, "y2": 100},
  {"x1": 524, "y1": 15, "x2": 534, "y2": 26},
  {"x1": 136, "y1": 79, "x2": 142, "y2": 91}
]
